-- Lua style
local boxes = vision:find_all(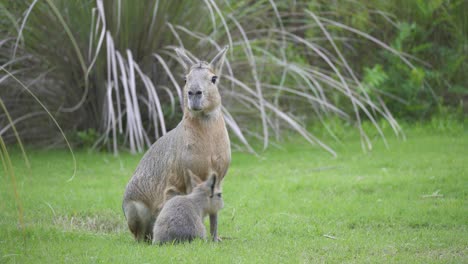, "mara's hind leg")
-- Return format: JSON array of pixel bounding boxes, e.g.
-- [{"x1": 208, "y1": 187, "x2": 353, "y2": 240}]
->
[{"x1": 123, "y1": 201, "x2": 154, "y2": 242}]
